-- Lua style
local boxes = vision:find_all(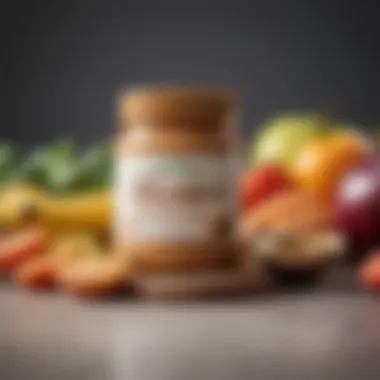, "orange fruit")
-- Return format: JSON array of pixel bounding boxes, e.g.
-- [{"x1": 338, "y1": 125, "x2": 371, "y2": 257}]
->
[{"x1": 291, "y1": 131, "x2": 371, "y2": 203}]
